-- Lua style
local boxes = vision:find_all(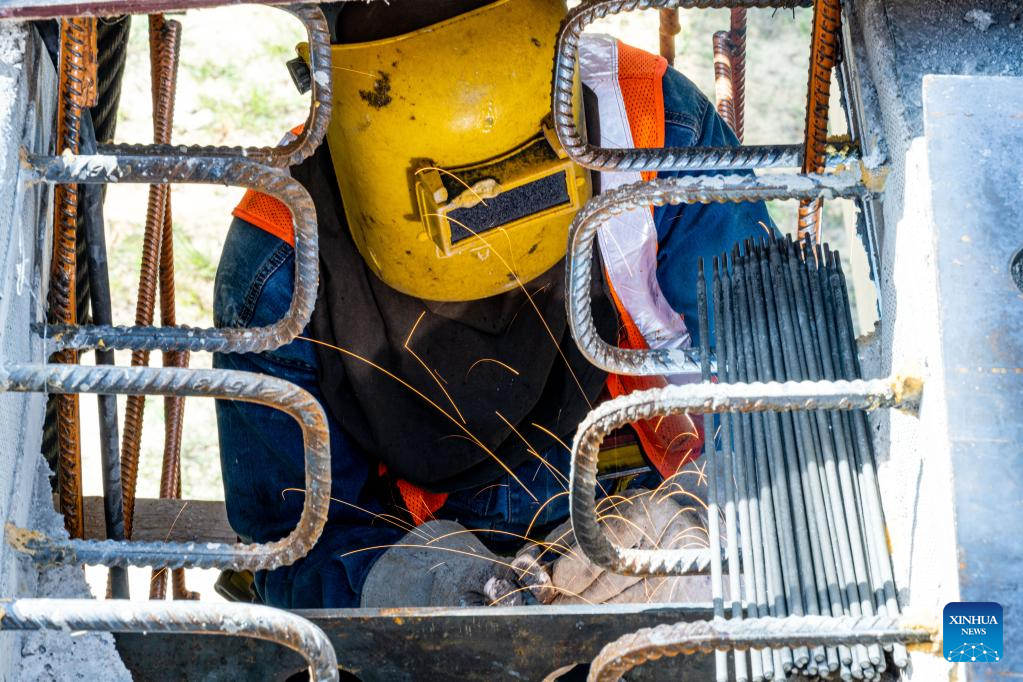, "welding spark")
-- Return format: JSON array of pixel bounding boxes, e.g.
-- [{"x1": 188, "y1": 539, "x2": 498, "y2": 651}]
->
[{"x1": 297, "y1": 335, "x2": 537, "y2": 501}]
